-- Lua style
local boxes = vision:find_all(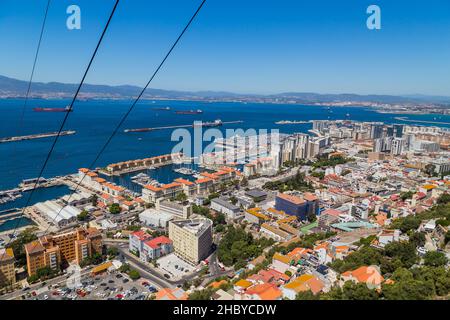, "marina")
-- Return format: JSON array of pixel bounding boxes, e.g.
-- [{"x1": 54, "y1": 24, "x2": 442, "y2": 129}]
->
[
  {"x1": 172, "y1": 167, "x2": 199, "y2": 176},
  {"x1": 0, "y1": 190, "x2": 22, "y2": 204},
  {"x1": 130, "y1": 172, "x2": 160, "y2": 187}
]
